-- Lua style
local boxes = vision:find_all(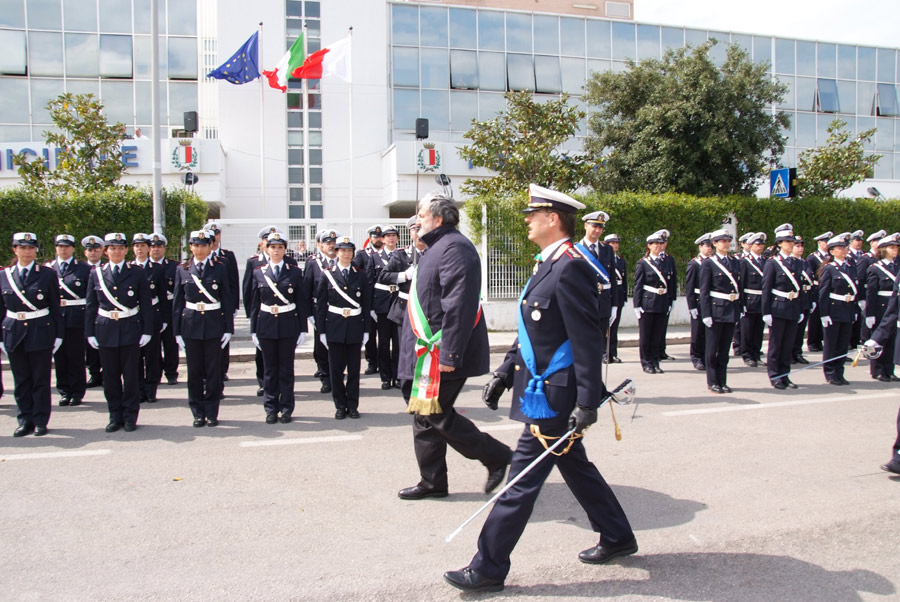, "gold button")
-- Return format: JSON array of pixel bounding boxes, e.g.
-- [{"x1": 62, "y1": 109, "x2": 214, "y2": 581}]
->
[
  {"x1": 533, "y1": 302, "x2": 538, "y2": 306},
  {"x1": 517, "y1": 343, "x2": 521, "y2": 348},
  {"x1": 515, "y1": 365, "x2": 520, "y2": 371},
  {"x1": 522, "y1": 300, "x2": 526, "y2": 305},
  {"x1": 544, "y1": 380, "x2": 550, "y2": 385}
]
